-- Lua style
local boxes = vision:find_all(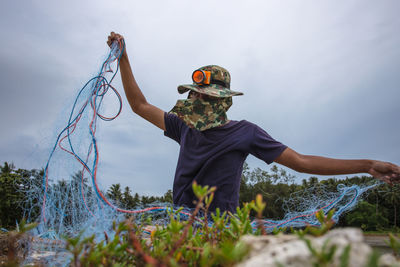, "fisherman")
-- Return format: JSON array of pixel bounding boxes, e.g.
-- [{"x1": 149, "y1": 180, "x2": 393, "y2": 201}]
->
[{"x1": 107, "y1": 32, "x2": 400, "y2": 213}]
